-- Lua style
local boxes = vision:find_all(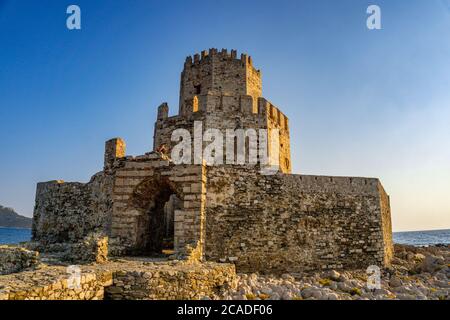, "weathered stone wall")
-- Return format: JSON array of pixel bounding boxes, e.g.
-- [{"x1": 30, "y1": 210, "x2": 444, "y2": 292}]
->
[
  {"x1": 31, "y1": 150, "x2": 207, "y2": 260},
  {"x1": 152, "y1": 110, "x2": 197, "y2": 152},
  {"x1": 69, "y1": 233, "x2": 109, "y2": 263},
  {"x1": 0, "y1": 260, "x2": 236, "y2": 300},
  {"x1": 0, "y1": 266, "x2": 112, "y2": 300},
  {"x1": 0, "y1": 246, "x2": 40, "y2": 275},
  {"x1": 32, "y1": 155, "x2": 392, "y2": 273},
  {"x1": 153, "y1": 102, "x2": 290, "y2": 172},
  {"x1": 105, "y1": 261, "x2": 236, "y2": 300},
  {"x1": 204, "y1": 165, "x2": 393, "y2": 273},
  {"x1": 259, "y1": 98, "x2": 291, "y2": 173},
  {"x1": 104, "y1": 137, "x2": 126, "y2": 172},
  {"x1": 379, "y1": 183, "x2": 394, "y2": 262},
  {"x1": 32, "y1": 172, "x2": 114, "y2": 246},
  {"x1": 109, "y1": 154, "x2": 206, "y2": 258}
]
